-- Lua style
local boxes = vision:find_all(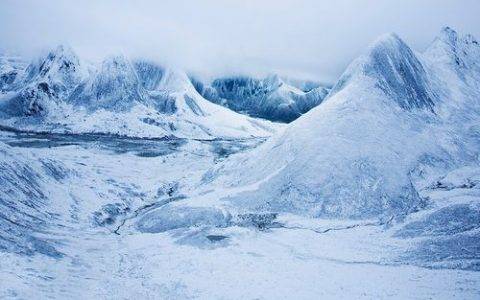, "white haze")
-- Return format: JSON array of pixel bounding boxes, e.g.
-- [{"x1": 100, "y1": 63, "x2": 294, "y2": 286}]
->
[{"x1": 1, "y1": 0, "x2": 479, "y2": 83}]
